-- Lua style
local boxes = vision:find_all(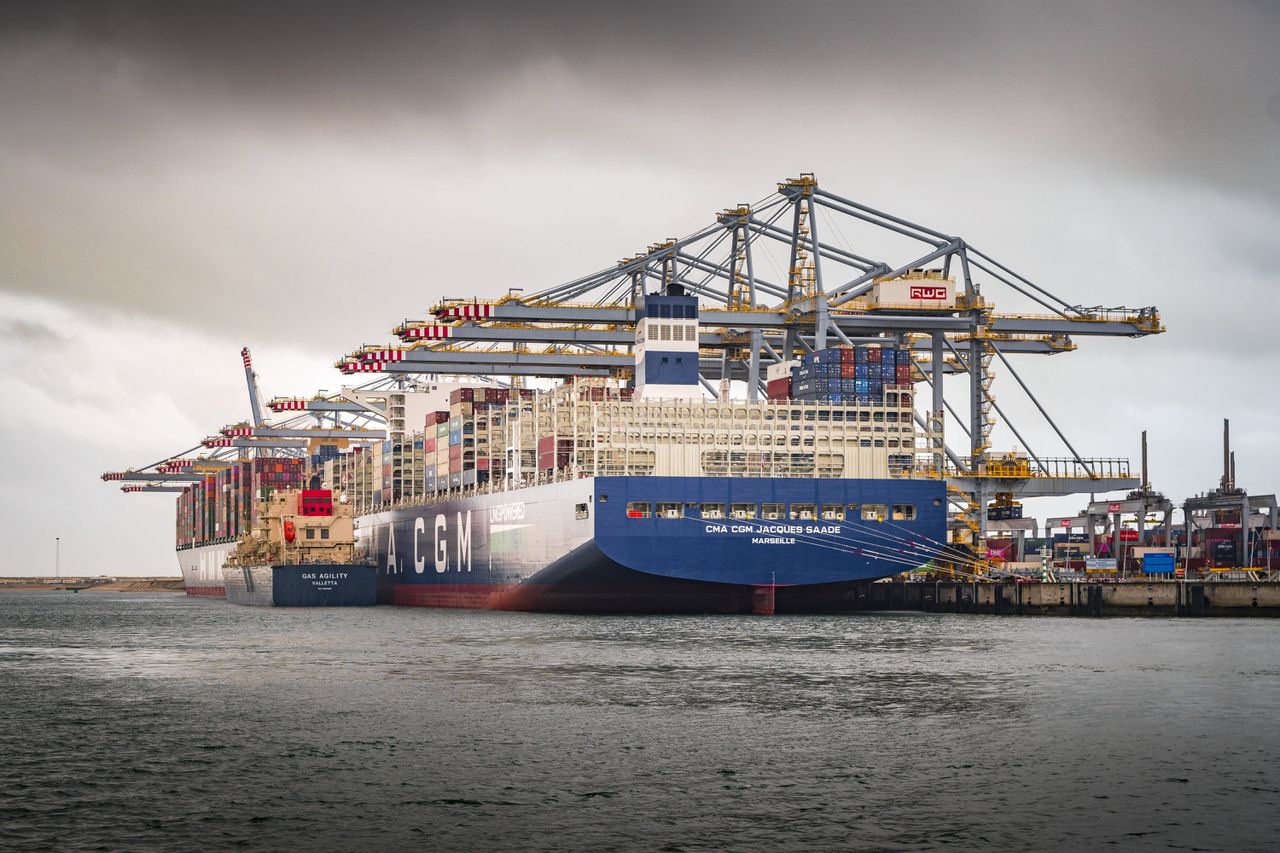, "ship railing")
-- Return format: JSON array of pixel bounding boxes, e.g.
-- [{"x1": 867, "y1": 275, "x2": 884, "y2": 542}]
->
[
  {"x1": 359, "y1": 456, "x2": 942, "y2": 513},
  {"x1": 916, "y1": 457, "x2": 1133, "y2": 480}
]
